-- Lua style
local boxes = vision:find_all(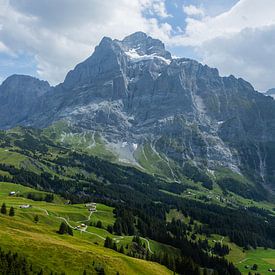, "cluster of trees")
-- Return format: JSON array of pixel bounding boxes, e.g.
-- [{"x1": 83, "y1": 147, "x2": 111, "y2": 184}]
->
[
  {"x1": 113, "y1": 209, "x2": 135, "y2": 235},
  {"x1": 183, "y1": 163, "x2": 213, "y2": 190},
  {"x1": 13, "y1": 131, "x2": 49, "y2": 154},
  {"x1": 213, "y1": 242, "x2": 230, "y2": 257},
  {"x1": 27, "y1": 193, "x2": 54, "y2": 203},
  {"x1": 217, "y1": 177, "x2": 266, "y2": 201},
  {"x1": 127, "y1": 236, "x2": 148, "y2": 259},
  {"x1": 0, "y1": 248, "x2": 44, "y2": 275},
  {"x1": 1, "y1": 203, "x2": 15, "y2": 216},
  {"x1": 57, "y1": 222, "x2": 73, "y2": 236},
  {"x1": 104, "y1": 237, "x2": 124, "y2": 254}
]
